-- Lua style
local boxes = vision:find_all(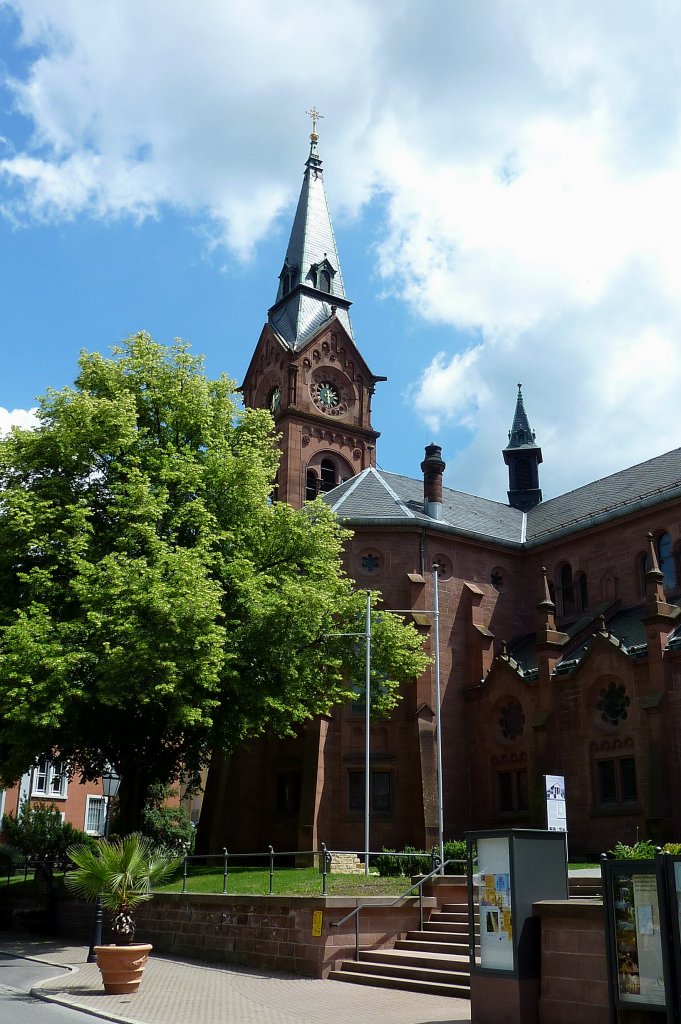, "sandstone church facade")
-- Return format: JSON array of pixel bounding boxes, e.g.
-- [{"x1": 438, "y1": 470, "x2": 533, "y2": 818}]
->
[{"x1": 199, "y1": 126, "x2": 681, "y2": 858}]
